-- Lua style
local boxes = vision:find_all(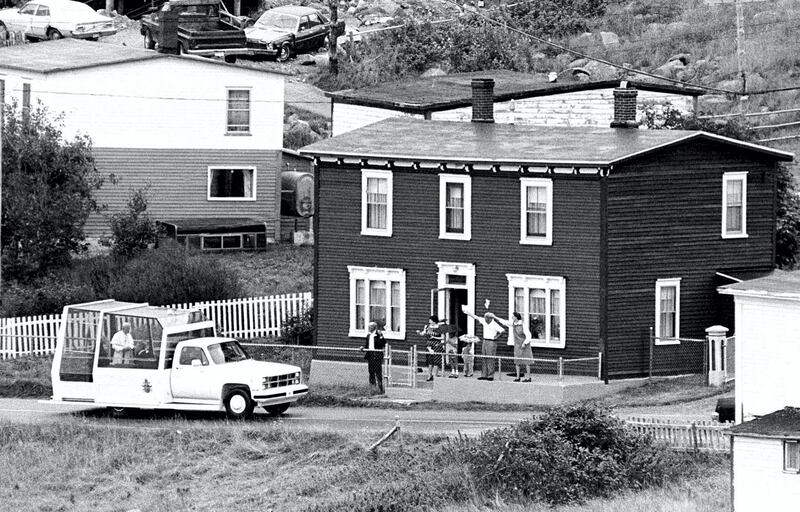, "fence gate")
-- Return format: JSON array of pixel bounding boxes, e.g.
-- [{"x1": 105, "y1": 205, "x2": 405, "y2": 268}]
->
[{"x1": 385, "y1": 344, "x2": 416, "y2": 388}]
